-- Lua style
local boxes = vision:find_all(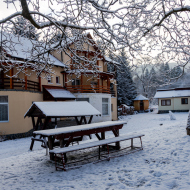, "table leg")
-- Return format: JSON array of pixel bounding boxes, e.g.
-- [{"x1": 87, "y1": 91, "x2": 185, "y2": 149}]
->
[
  {"x1": 115, "y1": 129, "x2": 120, "y2": 150},
  {"x1": 48, "y1": 136, "x2": 54, "y2": 160}
]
